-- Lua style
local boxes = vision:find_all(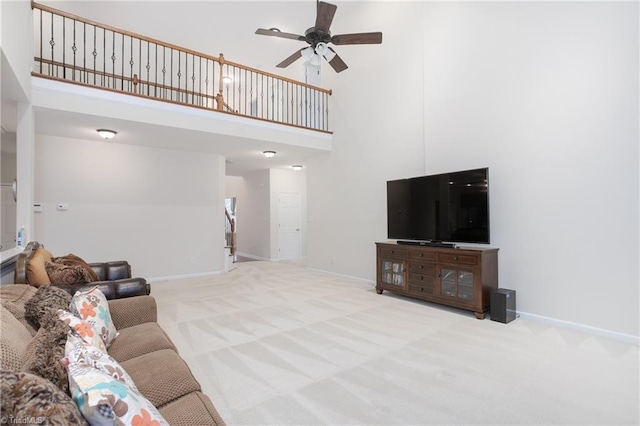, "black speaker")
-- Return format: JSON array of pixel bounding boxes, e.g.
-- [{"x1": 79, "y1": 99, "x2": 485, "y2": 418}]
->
[{"x1": 490, "y1": 289, "x2": 516, "y2": 323}]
